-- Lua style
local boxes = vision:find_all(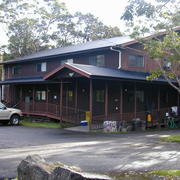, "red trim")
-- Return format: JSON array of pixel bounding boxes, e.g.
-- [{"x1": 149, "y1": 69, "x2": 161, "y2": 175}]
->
[
  {"x1": 22, "y1": 112, "x2": 79, "y2": 124},
  {"x1": 44, "y1": 63, "x2": 90, "y2": 80},
  {"x1": 22, "y1": 112, "x2": 61, "y2": 120}
]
